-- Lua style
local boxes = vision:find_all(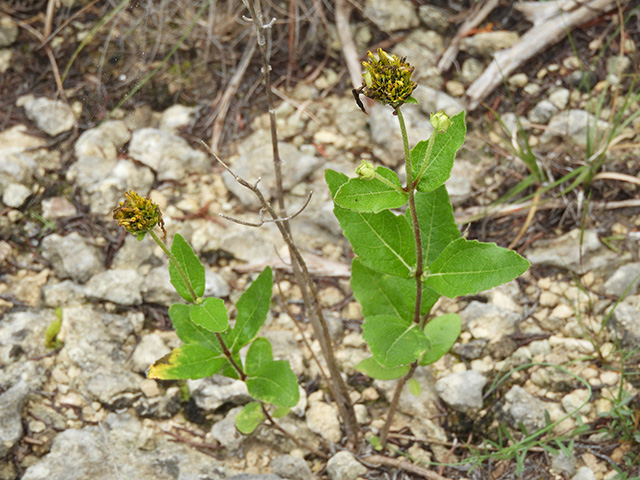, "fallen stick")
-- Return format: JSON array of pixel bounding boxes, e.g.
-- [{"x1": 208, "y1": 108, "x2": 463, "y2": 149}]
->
[
  {"x1": 438, "y1": 0, "x2": 500, "y2": 72},
  {"x1": 465, "y1": 0, "x2": 617, "y2": 111}
]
